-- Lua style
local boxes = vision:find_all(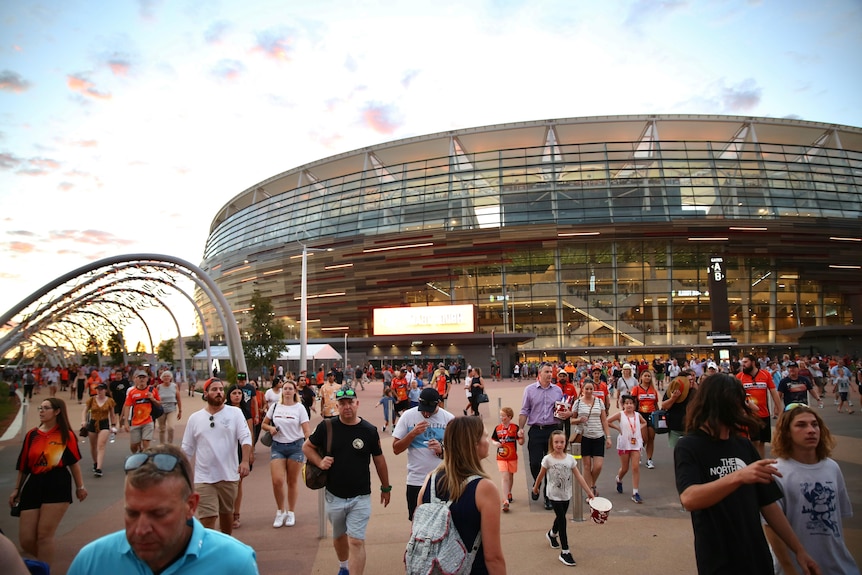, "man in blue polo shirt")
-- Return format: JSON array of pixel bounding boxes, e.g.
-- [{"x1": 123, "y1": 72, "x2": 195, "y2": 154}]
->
[
  {"x1": 67, "y1": 444, "x2": 257, "y2": 575},
  {"x1": 518, "y1": 361, "x2": 572, "y2": 510}
]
